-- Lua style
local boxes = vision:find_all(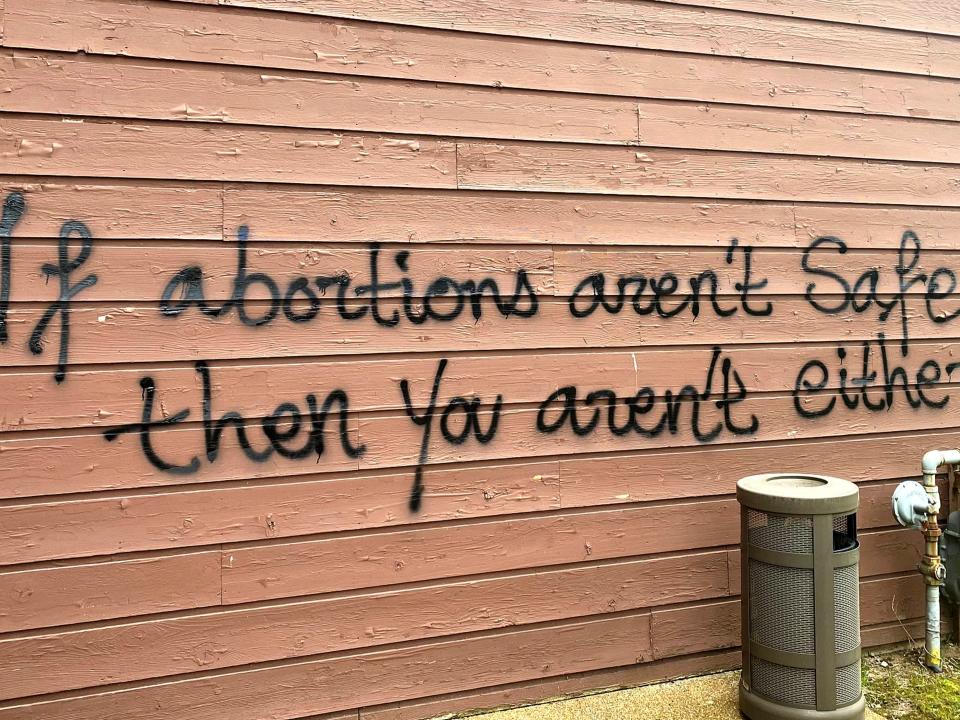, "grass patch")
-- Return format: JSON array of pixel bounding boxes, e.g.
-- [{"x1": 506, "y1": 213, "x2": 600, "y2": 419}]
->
[{"x1": 864, "y1": 644, "x2": 959, "y2": 720}]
